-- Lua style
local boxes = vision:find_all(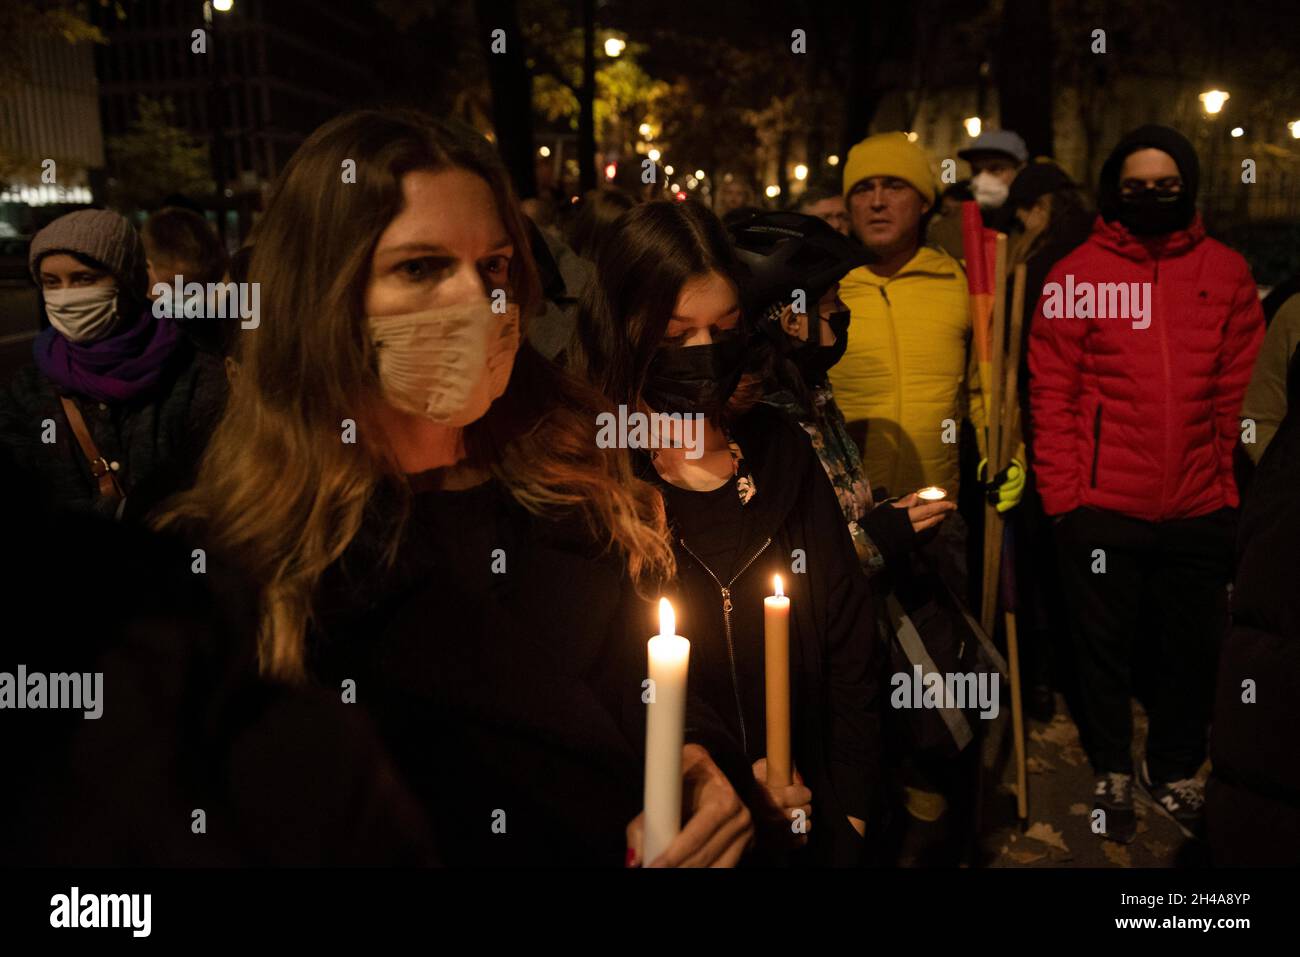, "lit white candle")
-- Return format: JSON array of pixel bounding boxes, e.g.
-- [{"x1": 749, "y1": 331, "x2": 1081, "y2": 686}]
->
[
  {"x1": 644, "y1": 597, "x2": 689, "y2": 862},
  {"x1": 764, "y1": 575, "x2": 792, "y2": 787},
  {"x1": 916, "y1": 485, "x2": 948, "y2": 502}
]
